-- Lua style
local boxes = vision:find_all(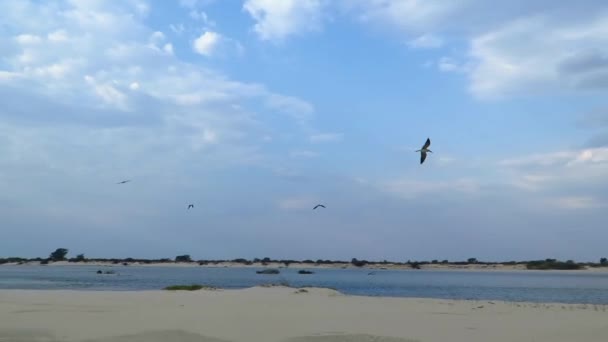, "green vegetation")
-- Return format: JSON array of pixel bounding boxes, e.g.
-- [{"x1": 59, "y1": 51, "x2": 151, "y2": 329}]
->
[
  {"x1": 163, "y1": 284, "x2": 213, "y2": 291},
  {"x1": 70, "y1": 254, "x2": 86, "y2": 262},
  {"x1": 351, "y1": 258, "x2": 367, "y2": 267},
  {"x1": 175, "y1": 254, "x2": 192, "y2": 263},
  {"x1": 1, "y1": 251, "x2": 605, "y2": 271},
  {"x1": 526, "y1": 259, "x2": 583, "y2": 270},
  {"x1": 49, "y1": 248, "x2": 68, "y2": 261}
]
